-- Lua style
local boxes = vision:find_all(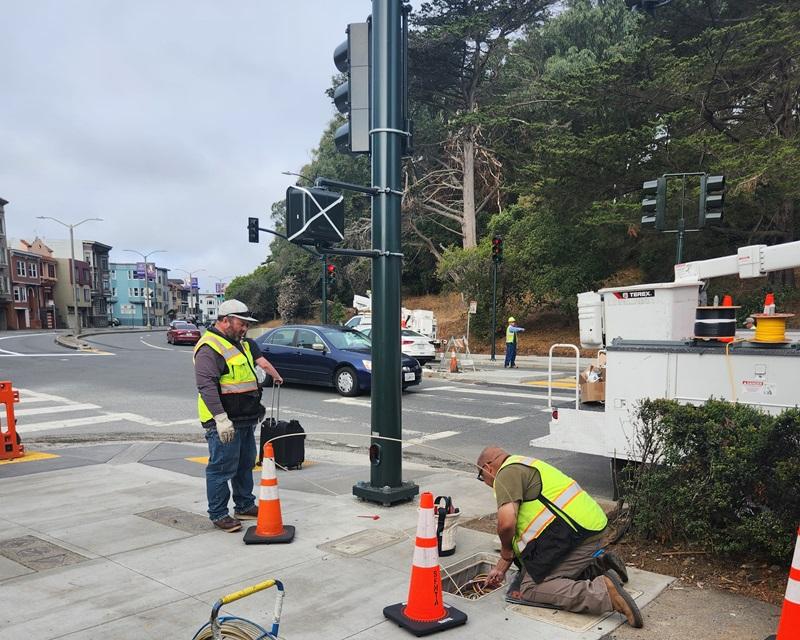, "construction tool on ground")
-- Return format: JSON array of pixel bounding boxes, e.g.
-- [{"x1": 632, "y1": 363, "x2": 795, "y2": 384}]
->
[
  {"x1": 0, "y1": 381, "x2": 24, "y2": 462},
  {"x1": 384, "y1": 491, "x2": 467, "y2": 636},
  {"x1": 191, "y1": 579, "x2": 284, "y2": 640}
]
